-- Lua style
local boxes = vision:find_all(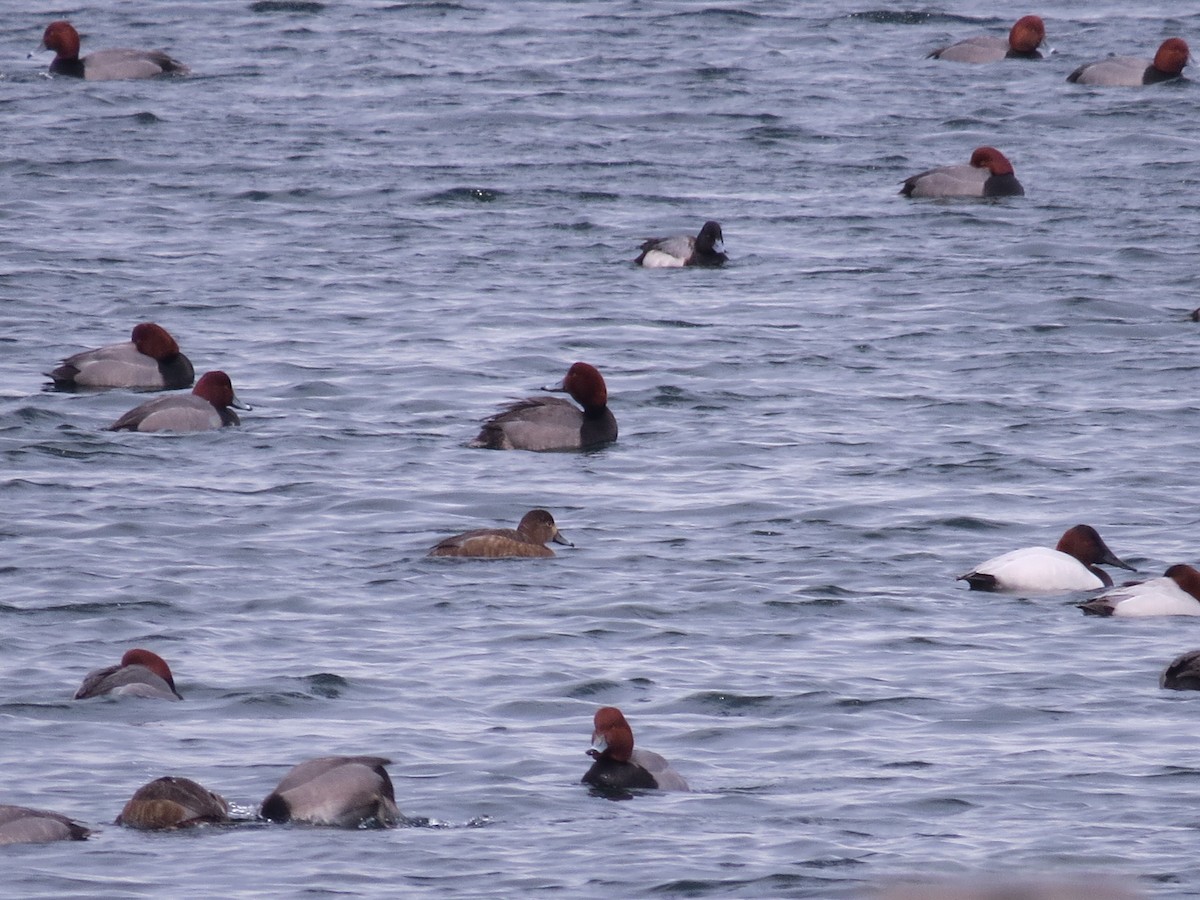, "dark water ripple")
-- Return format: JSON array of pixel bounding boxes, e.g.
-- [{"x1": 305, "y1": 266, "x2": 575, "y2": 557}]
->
[{"x1": 4, "y1": 0, "x2": 1200, "y2": 897}]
